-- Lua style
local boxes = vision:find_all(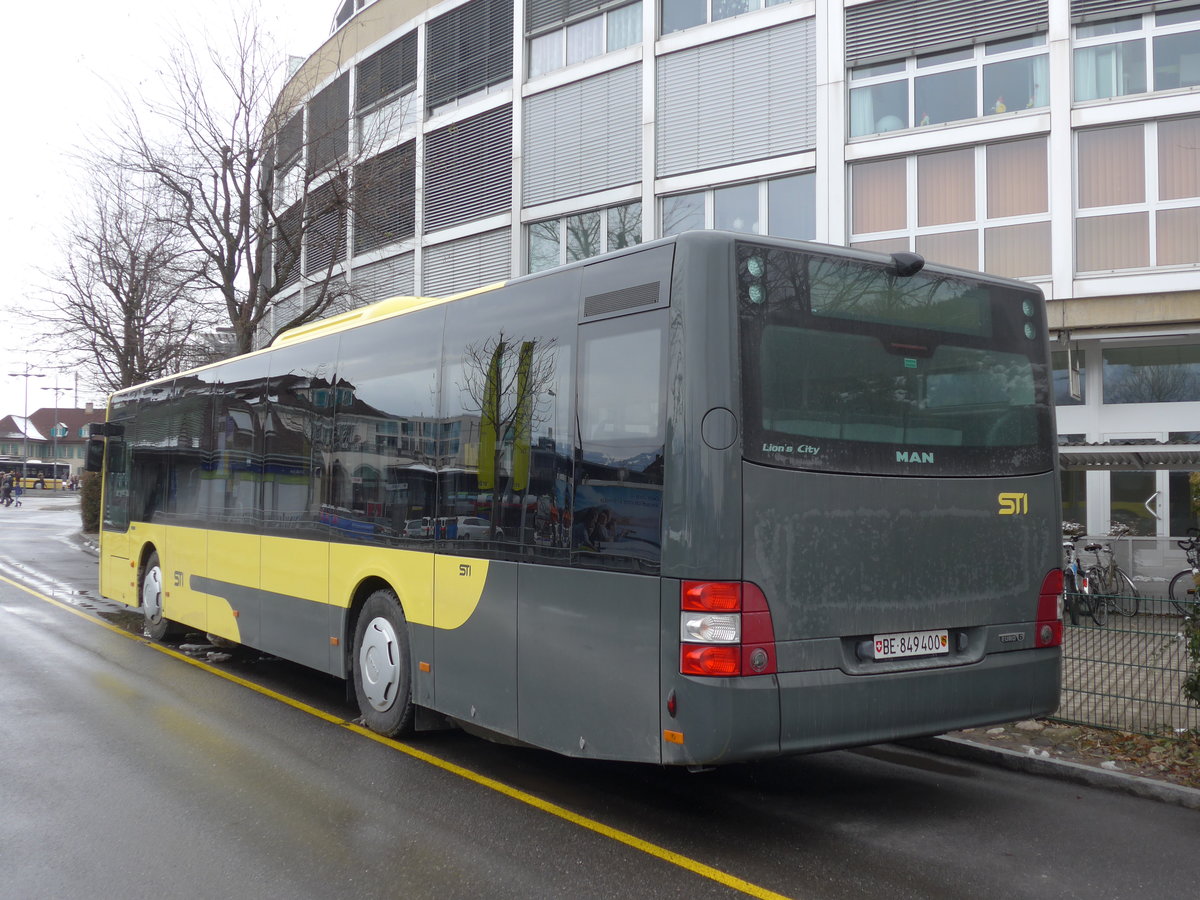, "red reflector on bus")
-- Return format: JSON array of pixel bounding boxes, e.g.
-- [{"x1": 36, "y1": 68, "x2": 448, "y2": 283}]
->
[
  {"x1": 681, "y1": 643, "x2": 741, "y2": 676},
  {"x1": 681, "y1": 581, "x2": 741, "y2": 612},
  {"x1": 1036, "y1": 569, "x2": 1063, "y2": 648}
]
